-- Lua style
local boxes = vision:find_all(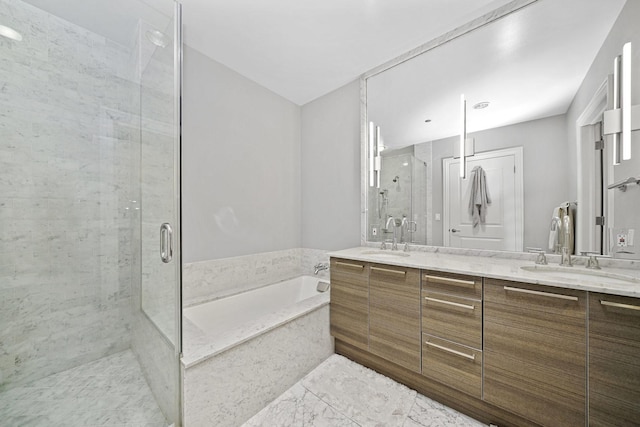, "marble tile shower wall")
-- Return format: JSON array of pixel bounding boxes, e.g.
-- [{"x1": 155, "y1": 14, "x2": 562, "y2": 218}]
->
[
  {"x1": 183, "y1": 248, "x2": 330, "y2": 307},
  {"x1": 0, "y1": 0, "x2": 139, "y2": 390}
]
